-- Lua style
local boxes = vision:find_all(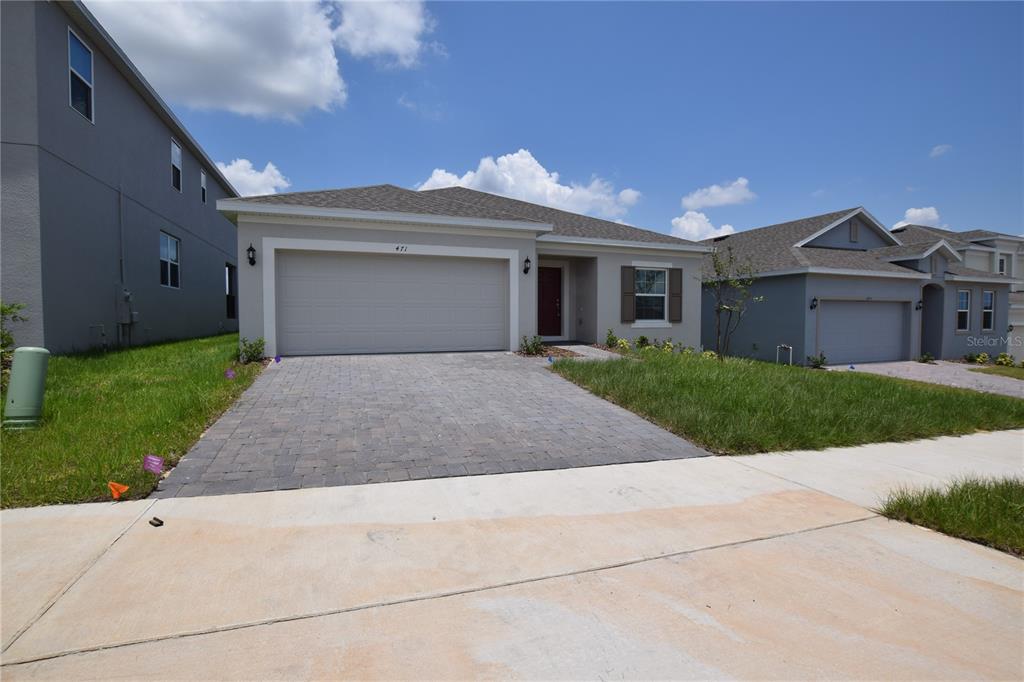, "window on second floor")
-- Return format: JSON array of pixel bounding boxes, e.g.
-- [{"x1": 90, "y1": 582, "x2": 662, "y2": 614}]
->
[
  {"x1": 998, "y1": 256, "x2": 1007, "y2": 275},
  {"x1": 956, "y1": 289, "x2": 971, "y2": 332},
  {"x1": 982, "y1": 290, "x2": 994, "y2": 331},
  {"x1": 200, "y1": 170, "x2": 207, "y2": 204},
  {"x1": 68, "y1": 29, "x2": 94, "y2": 122},
  {"x1": 171, "y1": 140, "x2": 182, "y2": 191},
  {"x1": 160, "y1": 232, "x2": 180, "y2": 288}
]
